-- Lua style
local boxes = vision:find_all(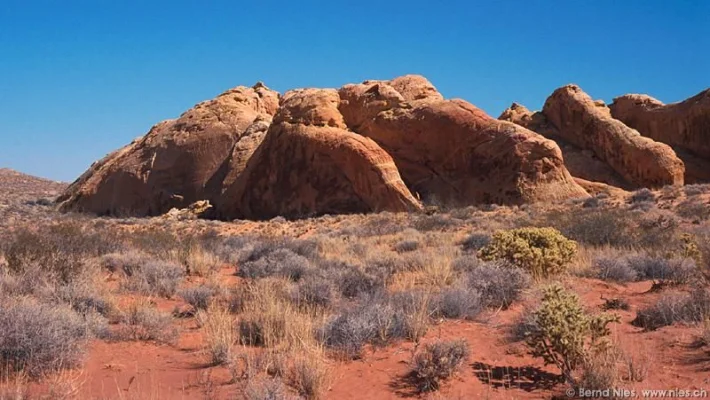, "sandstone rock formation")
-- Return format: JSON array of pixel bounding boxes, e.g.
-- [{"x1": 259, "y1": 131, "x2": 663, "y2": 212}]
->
[
  {"x1": 499, "y1": 103, "x2": 630, "y2": 188},
  {"x1": 56, "y1": 83, "x2": 279, "y2": 216},
  {"x1": 542, "y1": 85, "x2": 684, "y2": 188},
  {"x1": 501, "y1": 85, "x2": 685, "y2": 189},
  {"x1": 60, "y1": 75, "x2": 591, "y2": 220},
  {"x1": 338, "y1": 77, "x2": 587, "y2": 206},
  {"x1": 610, "y1": 90, "x2": 710, "y2": 183},
  {"x1": 217, "y1": 88, "x2": 422, "y2": 220}
]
